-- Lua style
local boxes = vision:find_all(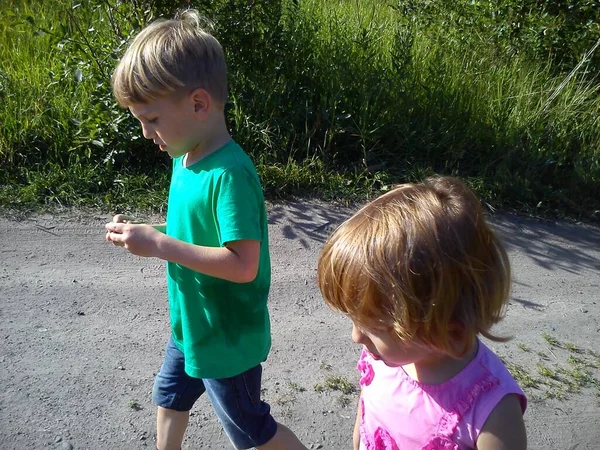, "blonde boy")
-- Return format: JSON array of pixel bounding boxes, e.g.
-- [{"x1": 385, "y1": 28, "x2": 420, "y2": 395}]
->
[{"x1": 104, "y1": 10, "x2": 307, "y2": 450}]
